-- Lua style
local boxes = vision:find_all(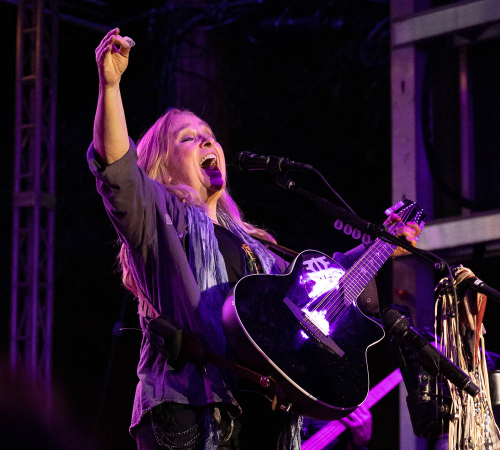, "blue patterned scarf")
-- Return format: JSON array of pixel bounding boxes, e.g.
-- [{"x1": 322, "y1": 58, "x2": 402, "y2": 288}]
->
[
  {"x1": 186, "y1": 205, "x2": 301, "y2": 450},
  {"x1": 186, "y1": 206, "x2": 281, "y2": 351}
]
